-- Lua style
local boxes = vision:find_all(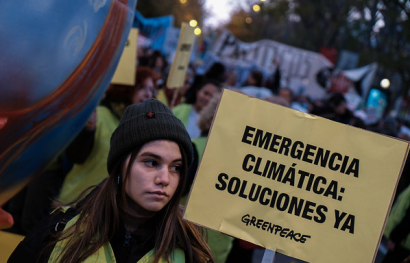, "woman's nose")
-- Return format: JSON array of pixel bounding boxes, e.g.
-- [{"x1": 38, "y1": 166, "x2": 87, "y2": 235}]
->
[{"x1": 154, "y1": 167, "x2": 170, "y2": 186}]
